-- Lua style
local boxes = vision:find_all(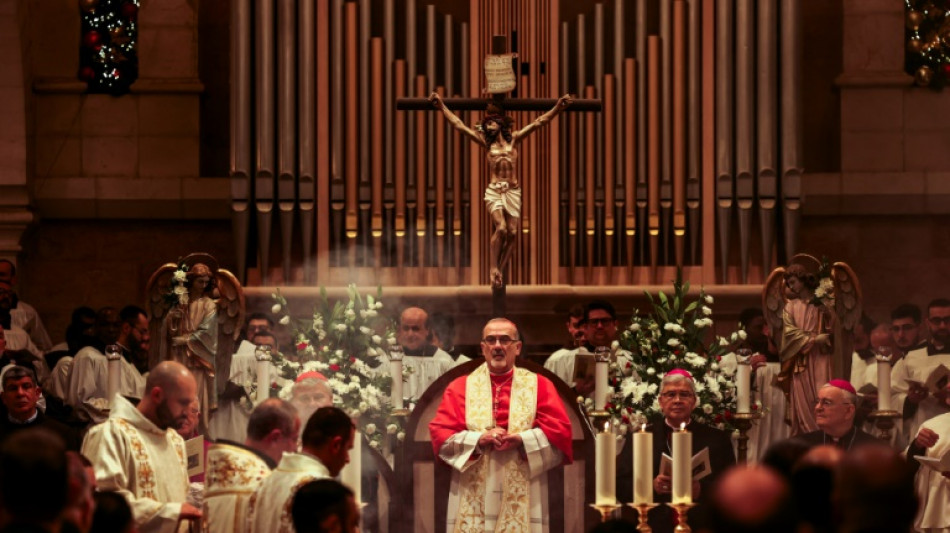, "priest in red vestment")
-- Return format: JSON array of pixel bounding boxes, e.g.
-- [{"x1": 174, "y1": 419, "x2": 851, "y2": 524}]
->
[{"x1": 429, "y1": 317, "x2": 573, "y2": 533}]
